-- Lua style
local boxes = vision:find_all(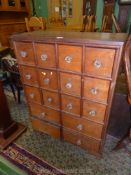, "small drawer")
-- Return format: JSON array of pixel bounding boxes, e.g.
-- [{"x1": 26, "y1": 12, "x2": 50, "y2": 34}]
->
[
  {"x1": 31, "y1": 118, "x2": 60, "y2": 138},
  {"x1": 61, "y1": 94, "x2": 80, "y2": 115},
  {"x1": 14, "y1": 42, "x2": 35, "y2": 66},
  {"x1": 29, "y1": 103, "x2": 60, "y2": 125},
  {"x1": 83, "y1": 77, "x2": 110, "y2": 103},
  {"x1": 63, "y1": 129, "x2": 100, "y2": 154},
  {"x1": 84, "y1": 47, "x2": 115, "y2": 78},
  {"x1": 42, "y1": 90, "x2": 60, "y2": 109},
  {"x1": 20, "y1": 66, "x2": 38, "y2": 86},
  {"x1": 62, "y1": 113, "x2": 103, "y2": 139},
  {"x1": 38, "y1": 69, "x2": 58, "y2": 91},
  {"x1": 24, "y1": 86, "x2": 42, "y2": 104},
  {"x1": 60, "y1": 72, "x2": 81, "y2": 96},
  {"x1": 58, "y1": 45, "x2": 82, "y2": 72},
  {"x1": 35, "y1": 43, "x2": 56, "y2": 68},
  {"x1": 83, "y1": 100, "x2": 106, "y2": 124}
]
